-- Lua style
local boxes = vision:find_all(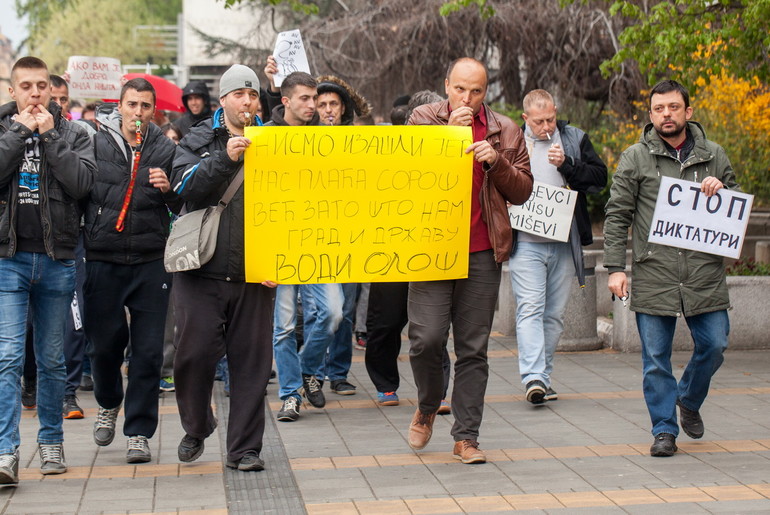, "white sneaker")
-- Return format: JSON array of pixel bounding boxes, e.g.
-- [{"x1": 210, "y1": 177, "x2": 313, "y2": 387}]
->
[{"x1": 0, "y1": 451, "x2": 19, "y2": 484}]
